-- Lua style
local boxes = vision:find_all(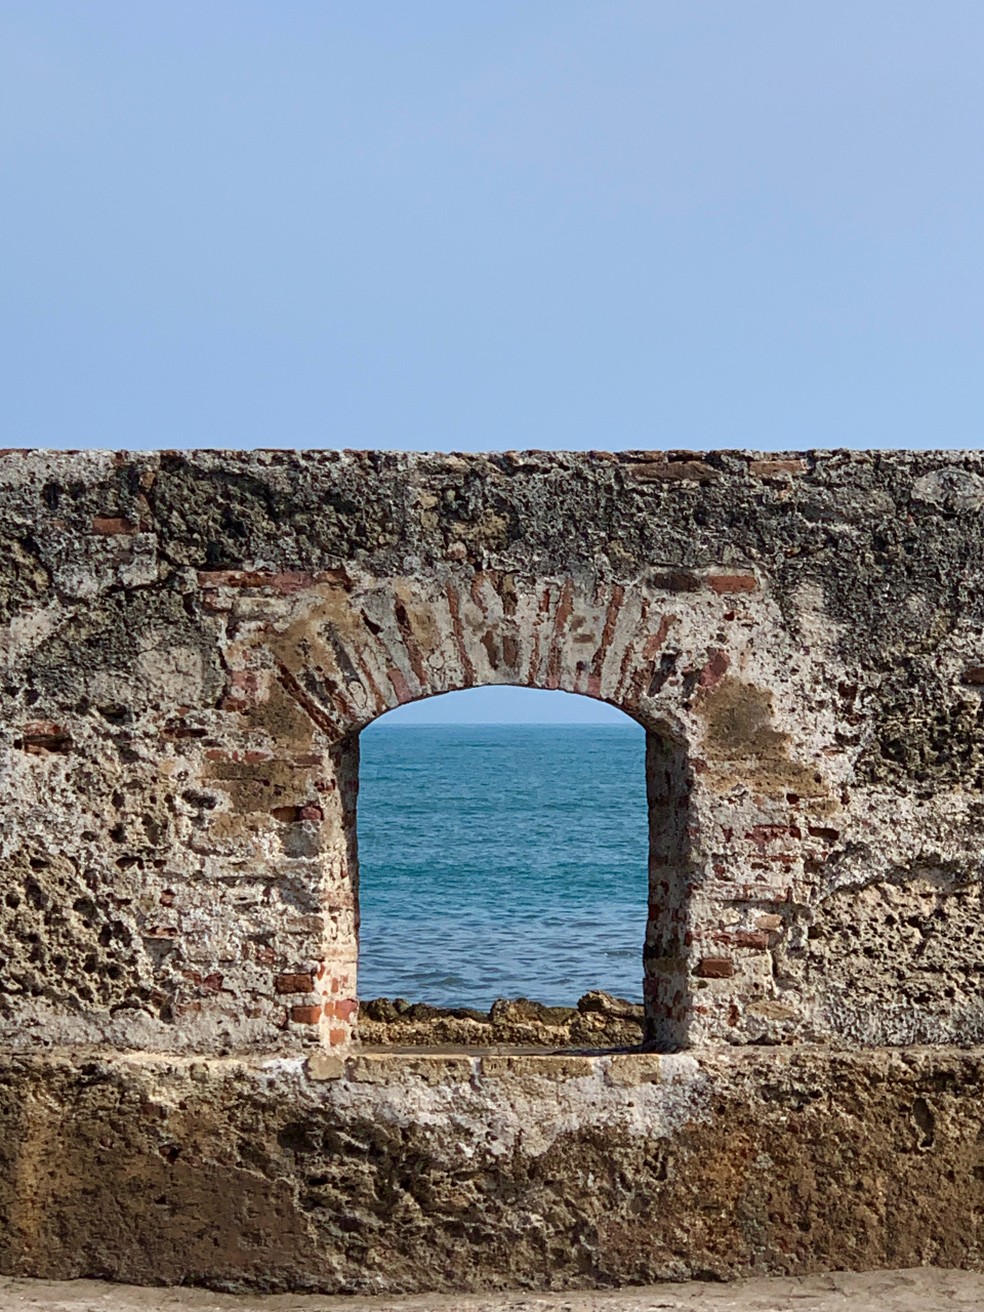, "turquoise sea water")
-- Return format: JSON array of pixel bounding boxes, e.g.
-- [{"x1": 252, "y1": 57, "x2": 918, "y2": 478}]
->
[{"x1": 356, "y1": 724, "x2": 648, "y2": 1008}]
